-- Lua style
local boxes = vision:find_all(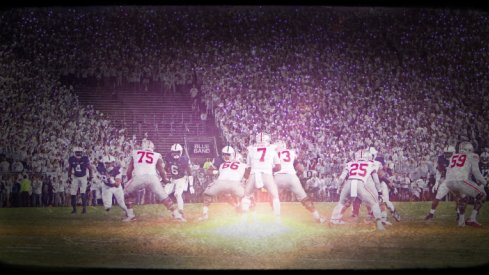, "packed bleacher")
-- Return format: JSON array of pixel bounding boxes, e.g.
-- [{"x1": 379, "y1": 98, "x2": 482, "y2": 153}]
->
[{"x1": 0, "y1": 6, "x2": 488, "y2": 207}]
